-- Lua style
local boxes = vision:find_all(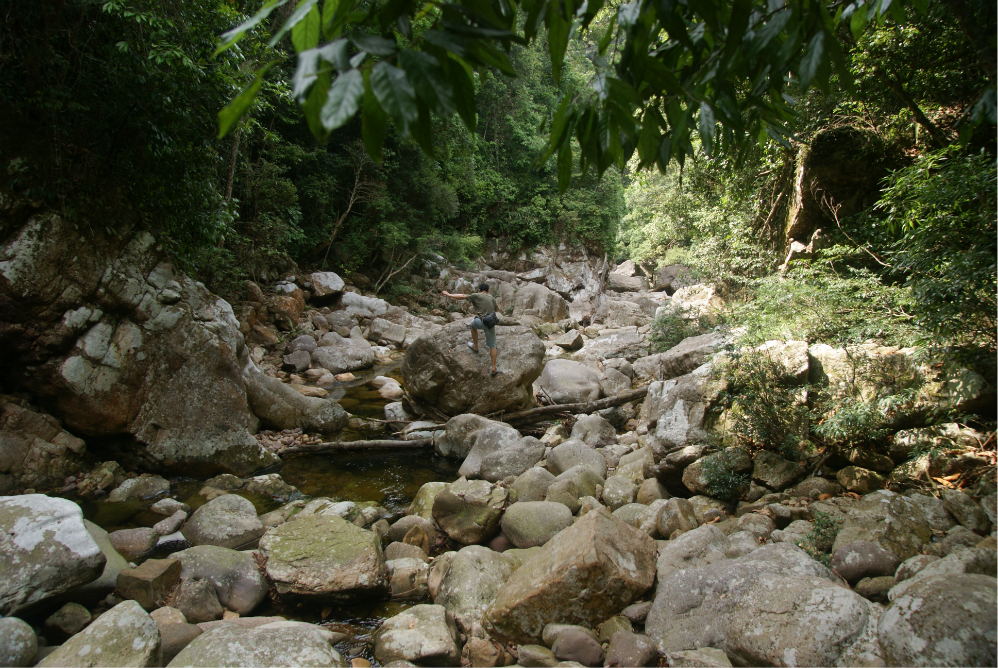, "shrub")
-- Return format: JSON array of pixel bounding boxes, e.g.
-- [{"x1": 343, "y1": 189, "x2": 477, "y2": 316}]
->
[
  {"x1": 701, "y1": 450, "x2": 750, "y2": 501},
  {"x1": 649, "y1": 303, "x2": 712, "y2": 353},
  {"x1": 796, "y1": 510, "x2": 842, "y2": 567}
]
